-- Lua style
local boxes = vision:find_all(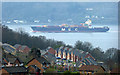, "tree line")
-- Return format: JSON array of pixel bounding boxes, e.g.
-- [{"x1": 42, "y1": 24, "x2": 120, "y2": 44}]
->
[
  {"x1": 2, "y1": 25, "x2": 65, "y2": 49},
  {"x1": 74, "y1": 40, "x2": 120, "y2": 70}
]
